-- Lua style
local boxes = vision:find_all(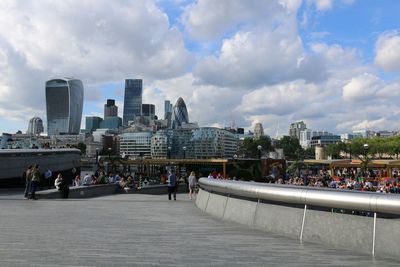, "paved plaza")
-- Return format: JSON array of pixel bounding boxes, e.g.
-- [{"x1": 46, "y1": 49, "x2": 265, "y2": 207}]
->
[{"x1": 0, "y1": 191, "x2": 397, "y2": 266}]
